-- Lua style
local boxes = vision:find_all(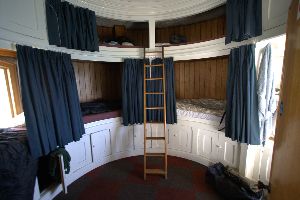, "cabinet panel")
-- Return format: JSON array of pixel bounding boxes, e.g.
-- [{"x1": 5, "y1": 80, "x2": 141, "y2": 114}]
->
[
  {"x1": 0, "y1": 0, "x2": 46, "y2": 39},
  {"x1": 218, "y1": 134, "x2": 239, "y2": 168},
  {"x1": 168, "y1": 124, "x2": 192, "y2": 153},
  {"x1": 133, "y1": 124, "x2": 151, "y2": 149},
  {"x1": 111, "y1": 125, "x2": 134, "y2": 153},
  {"x1": 91, "y1": 129, "x2": 112, "y2": 162},
  {"x1": 65, "y1": 134, "x2": 92, "y2": 174},
  {"x1": 192, "y1": 127, "x2": 218, "y2": 162},
  {"x1": 151, "y1": 124, "x2": 166, "y2": 149}
]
